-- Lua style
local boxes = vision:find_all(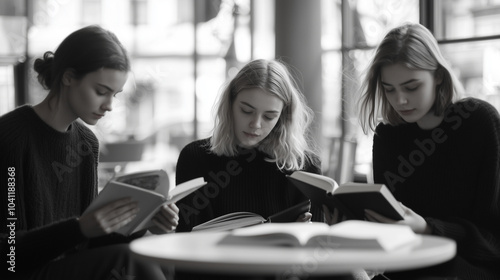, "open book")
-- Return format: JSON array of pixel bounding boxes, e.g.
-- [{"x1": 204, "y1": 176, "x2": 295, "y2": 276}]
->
[
  {"x1": 192, "y1": 200, "x2": 311, "y2": 232},
  {"x1": 218, "y1": 220, "x2": 419, "y2": 251},
  {"x1": 83, "y1": 169, "x2": 206, "y2": 235},
  {"x1": 287, "y1": 171, "x2": 405, "y2": 220}
]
